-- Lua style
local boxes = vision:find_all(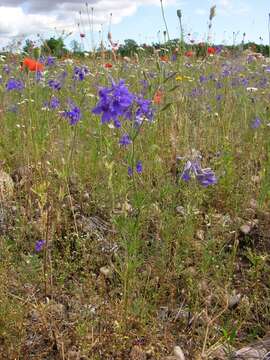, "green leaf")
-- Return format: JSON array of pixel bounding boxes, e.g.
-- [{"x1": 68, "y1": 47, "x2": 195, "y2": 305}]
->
[
  {"x1": 160, "y1": 103, "x2": 172, "y2": 112},
  {"x1": 169, "y1": 85, "x2": 181, "y2": 92}
]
